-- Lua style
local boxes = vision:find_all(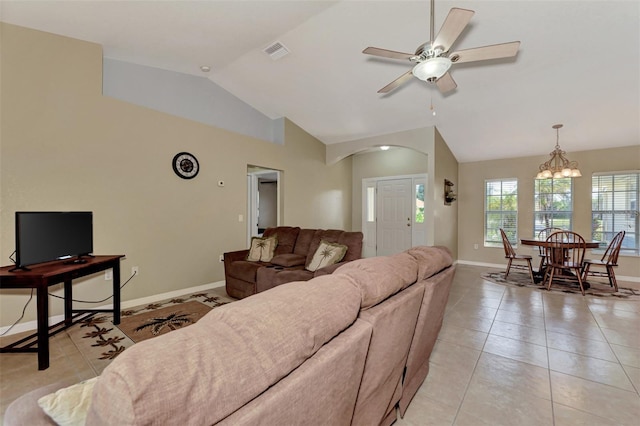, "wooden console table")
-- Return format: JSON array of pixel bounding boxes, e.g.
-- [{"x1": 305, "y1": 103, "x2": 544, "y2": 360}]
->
[{"x1": 0, "y1": 255, "x2": 125, "y2": 370}]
